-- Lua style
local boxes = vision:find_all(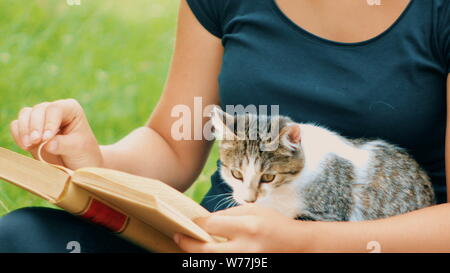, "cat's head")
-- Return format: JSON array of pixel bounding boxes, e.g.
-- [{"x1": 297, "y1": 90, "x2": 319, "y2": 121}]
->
[{"x1": 210, "y1": 107, "x2": 305, "y2": 205}]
